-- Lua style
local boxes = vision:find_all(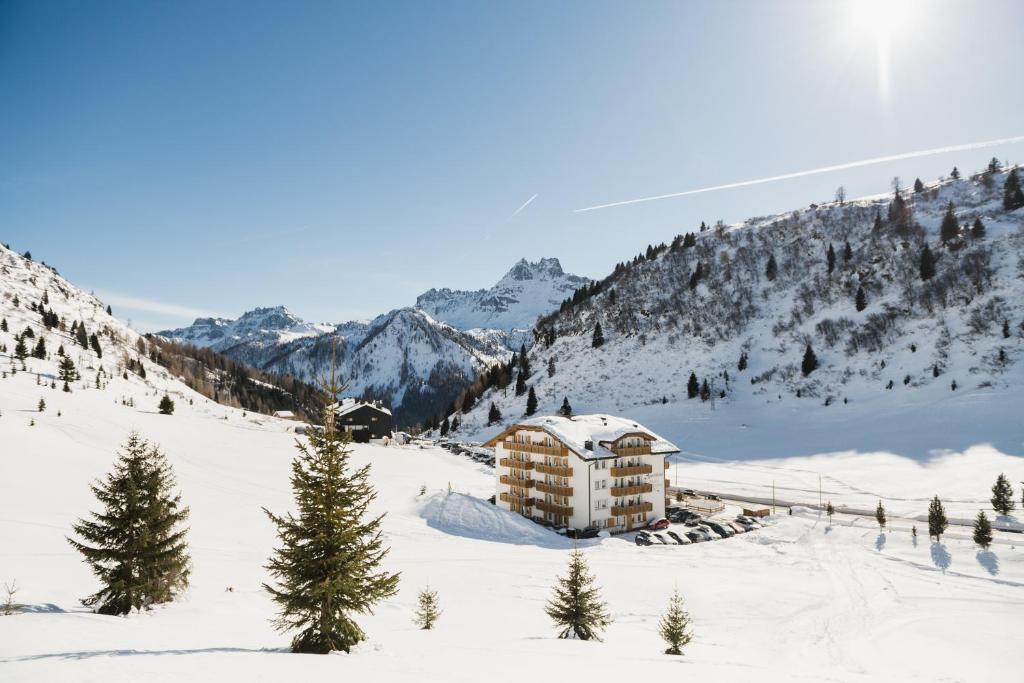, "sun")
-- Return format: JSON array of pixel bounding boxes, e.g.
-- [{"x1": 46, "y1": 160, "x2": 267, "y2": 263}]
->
[{"x1": 841, "y1": 0, "x2": 922, "y2": 103}]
